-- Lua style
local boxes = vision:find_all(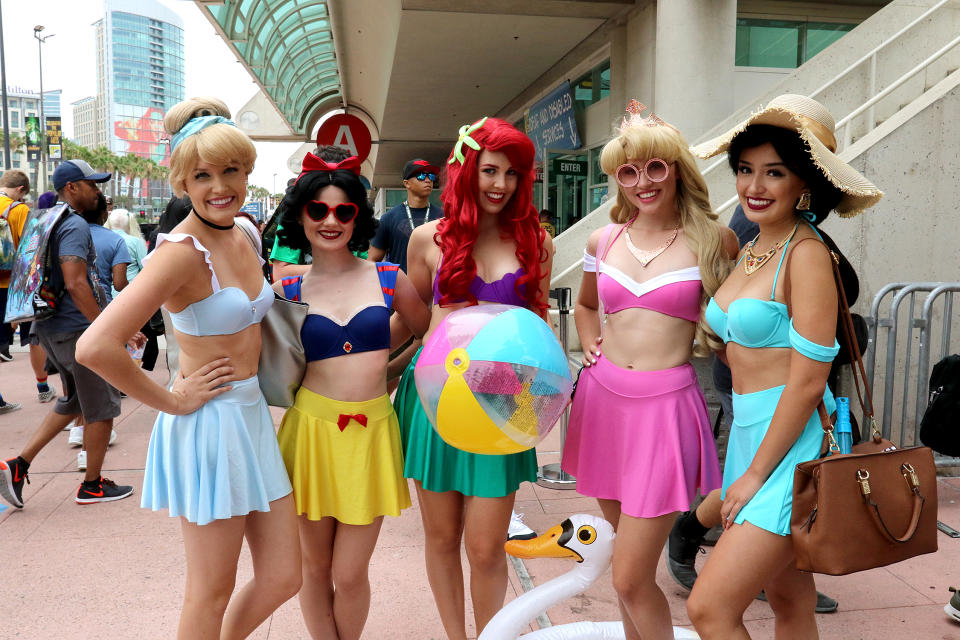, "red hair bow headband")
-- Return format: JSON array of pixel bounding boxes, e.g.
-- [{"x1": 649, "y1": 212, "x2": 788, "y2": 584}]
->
[{"x1": 296, "y1": 153, "x2": 362, "y2": 183}]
